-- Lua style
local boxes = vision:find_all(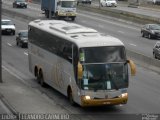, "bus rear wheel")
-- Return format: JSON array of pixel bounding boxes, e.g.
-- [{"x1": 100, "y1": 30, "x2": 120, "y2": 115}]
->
[{"x1": 38, "y1": 71, "x2": 45, "y2": 87}]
